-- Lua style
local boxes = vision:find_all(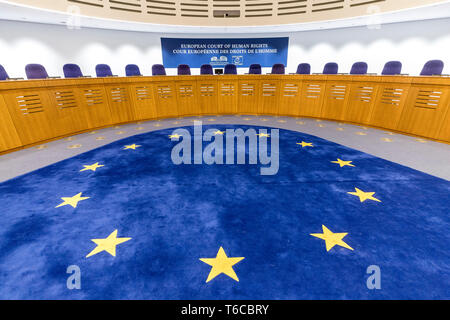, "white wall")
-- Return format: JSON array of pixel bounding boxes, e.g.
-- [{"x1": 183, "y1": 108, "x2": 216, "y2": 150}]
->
[{"x1": 0, "y1": 18, "x2": 449, "y2": 78}]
